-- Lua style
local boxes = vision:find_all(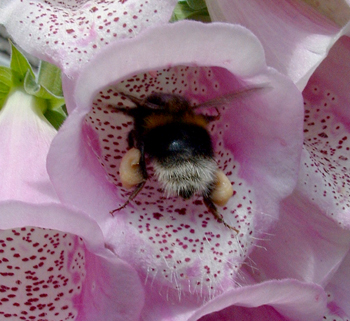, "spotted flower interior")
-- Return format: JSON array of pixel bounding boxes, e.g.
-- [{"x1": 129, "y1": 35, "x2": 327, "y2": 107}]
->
[
  {"x1": 303, "y1": 85, "x2": 350, "y2": 211},
  {"x1": 0, "y1": 227, "x2": 85, "y2": 321},
  {"x1": 0, "y1": 0, "x2": 177, "y2": 75},
  {"x1": 47, "y1": 21, "x2": 304, "y2": 299},
  {"x1": 299, "y1": 35, "x2": 350, "y2": 226},
  {"x1": 83, "y1": 65, "x2": 280, "y2": 296},
  {"x1": 86, "y1": 66, "x2": 255, "y2": 232}
]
